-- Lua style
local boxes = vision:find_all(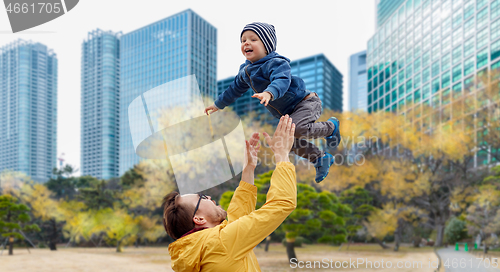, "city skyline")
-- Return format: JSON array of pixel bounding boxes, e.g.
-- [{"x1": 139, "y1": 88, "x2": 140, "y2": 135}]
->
[
  {"x1": 367, "y1": 0, "x2": 499, "y2": 167},
  {"x1": 0, "y1": 1, "x2": 375, "y2": 176}
]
